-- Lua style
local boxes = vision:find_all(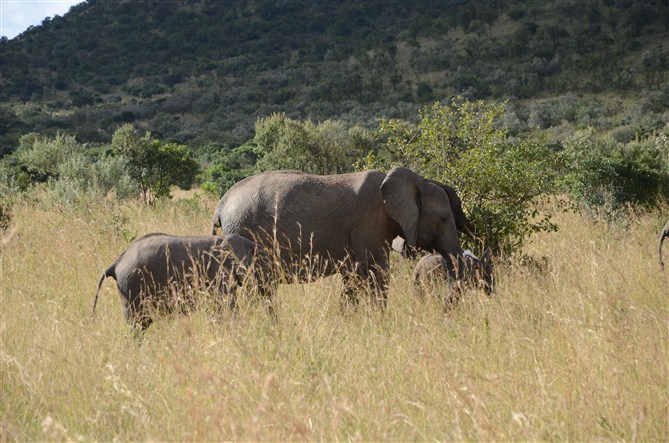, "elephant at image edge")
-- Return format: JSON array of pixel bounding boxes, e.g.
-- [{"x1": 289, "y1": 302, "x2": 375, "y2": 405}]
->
[
  {"x1": 659, "y1": 219, "x2": 669, "y2": 270},
  {"x1": 211, "y1": 167, "x2": 465, "y2": 304}
]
